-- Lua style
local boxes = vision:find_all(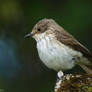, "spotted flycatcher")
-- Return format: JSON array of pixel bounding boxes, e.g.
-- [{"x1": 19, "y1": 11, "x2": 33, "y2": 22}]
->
[{"x1": 24, "y1": 19, "x2": 92, "y2": 74}]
